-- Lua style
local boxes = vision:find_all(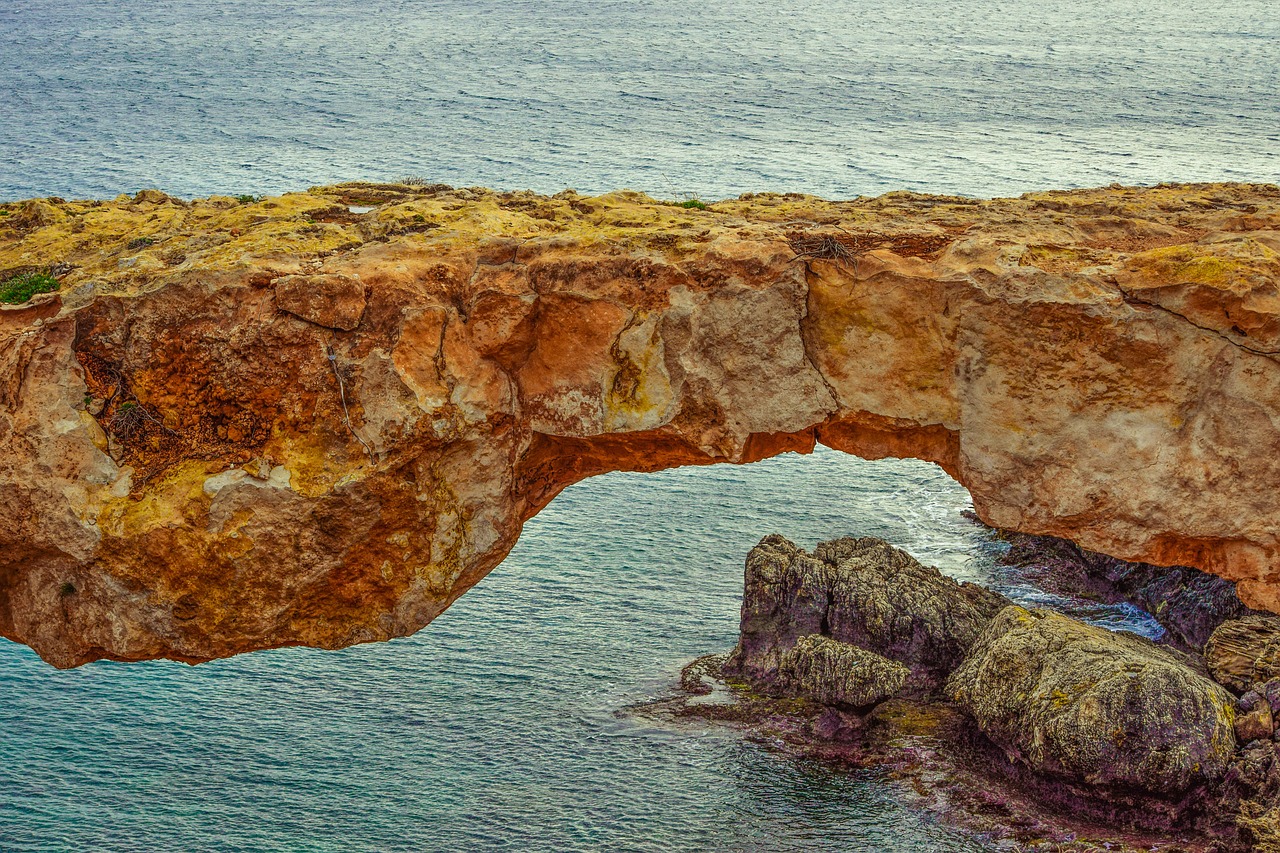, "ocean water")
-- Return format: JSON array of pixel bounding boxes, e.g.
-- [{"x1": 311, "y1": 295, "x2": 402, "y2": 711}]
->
[
  {"x1": 2, "y1": 1, "x2": 1276, "y2": 851},
  {"x1": 1, "y1": 0, "x2": 1277, "y2": 202}
]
